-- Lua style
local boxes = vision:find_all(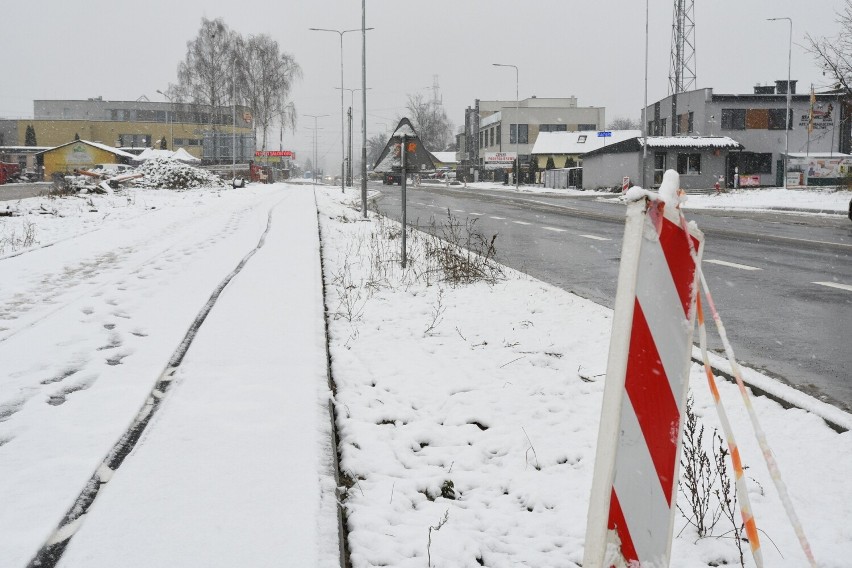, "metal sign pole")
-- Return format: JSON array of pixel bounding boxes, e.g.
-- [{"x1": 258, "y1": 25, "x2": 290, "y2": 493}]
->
[{"x1": 401, "y1": 135, "x2": 407, "y2": 268}]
